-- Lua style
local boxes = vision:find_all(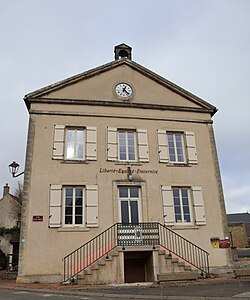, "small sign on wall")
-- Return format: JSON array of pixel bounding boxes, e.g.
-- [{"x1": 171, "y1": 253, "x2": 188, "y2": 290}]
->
[
  {"x1": 219, "y1": 239, "x2": 231, "y2": 248},
  {"x1": 32, "y1": 215, "x2": 43, "y2": 222}
]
